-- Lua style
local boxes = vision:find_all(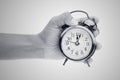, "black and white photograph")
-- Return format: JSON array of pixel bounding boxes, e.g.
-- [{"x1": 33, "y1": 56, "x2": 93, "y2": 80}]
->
[{"x1": 0, "y1": 0, "x2": 119, "y2": 80}]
